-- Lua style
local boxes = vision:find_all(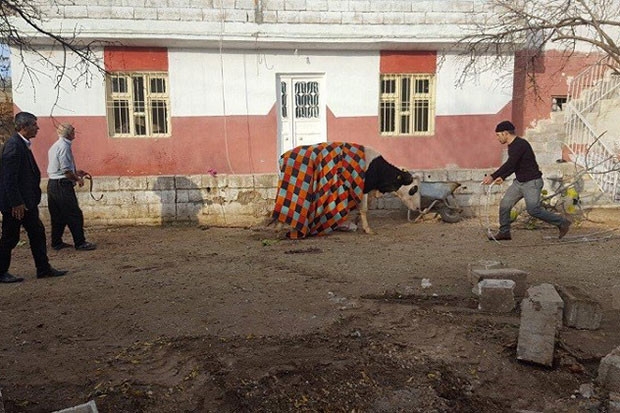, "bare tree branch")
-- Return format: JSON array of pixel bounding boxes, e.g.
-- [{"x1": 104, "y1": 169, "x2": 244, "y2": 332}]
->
[
  {"x1": 0, "y1": 0, "x2": 108, "y2": 116},
  {"x1": 456, "y1": 0, "x2": 620, "y2": 85}
]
